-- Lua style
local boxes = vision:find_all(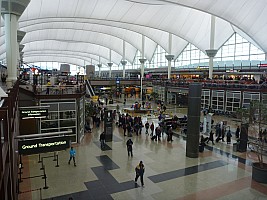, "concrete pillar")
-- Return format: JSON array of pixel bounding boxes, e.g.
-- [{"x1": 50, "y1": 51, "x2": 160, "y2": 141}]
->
[
  {"x1": 107, "y1": 62, "x2": 113, "y2": 78},
  {"x1": 108, "y1": 49, "x2": 113, "y2": 78},
  {"x1": 4, "y1": 14, "x2": 18, "y2": 89},
  {"x1": 97, "y1": 64, "x2": 102, "y2": 78},
  {"x1": 121, "y1": 60, "x2": 127, "y2": 78},
  {"x1": 121, "y1": 40, "x2": 127, "y2": 78},
  {"x1": 17, "y1": 30, "x2": 26, "y2": 77},
  {"x1": 206, "y1": 50, "x2": 218, "y2": 79},
  {"x1": 165, "y1": 55, "x2": 174, "y2": 79},
  {"x1": 2, "y1": 0, "x2": 30, "y2": 89},
  {"x1": 186, "y1": 83, "x2": 202, "y2": 158},
  {"x1": 165, "y1": 33, "x2": 174, "y2": 80},
  {"x1": 139, "y1": 34, "x2": 146, "y2": 100},
  {"x1": 206, "y1": 15, "x2": 218, "y2": 79},
  {"x1": 139, "y1": 59, "x2": 146, "y2": 100}
]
